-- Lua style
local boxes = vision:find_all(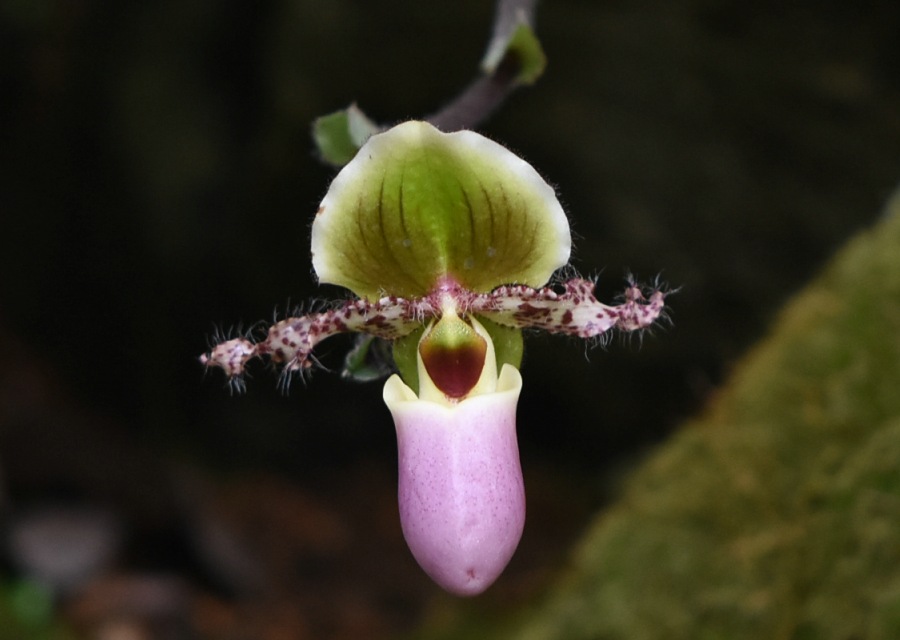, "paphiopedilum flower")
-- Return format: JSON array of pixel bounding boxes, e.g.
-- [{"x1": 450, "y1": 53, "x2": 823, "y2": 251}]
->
[{"x1": 200, "y1": 121, "x2": 667, "y2": 595}]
